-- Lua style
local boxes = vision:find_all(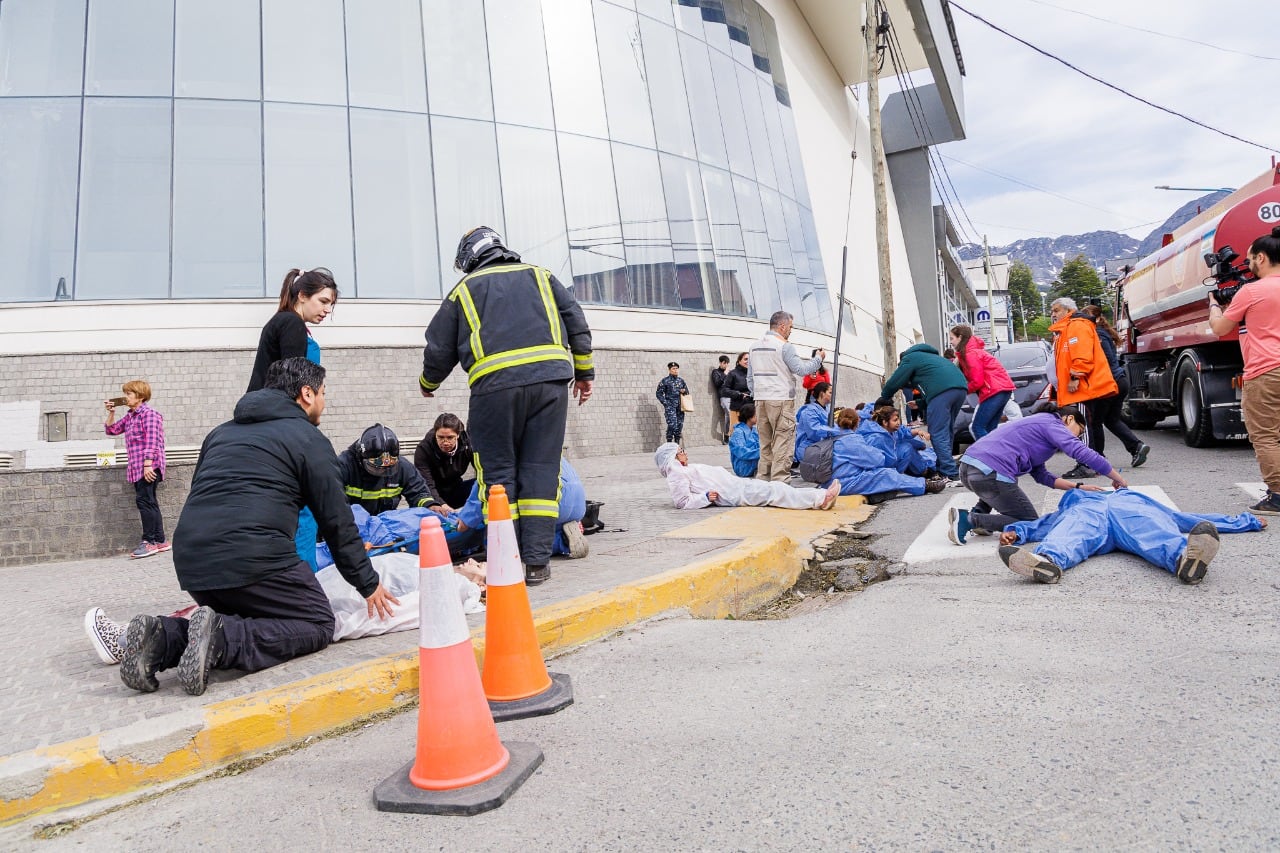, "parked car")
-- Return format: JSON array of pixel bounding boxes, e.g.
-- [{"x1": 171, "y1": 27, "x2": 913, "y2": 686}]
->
[{"x1": 951, "y1": 340, "x2": 1055, "y2": 453}]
